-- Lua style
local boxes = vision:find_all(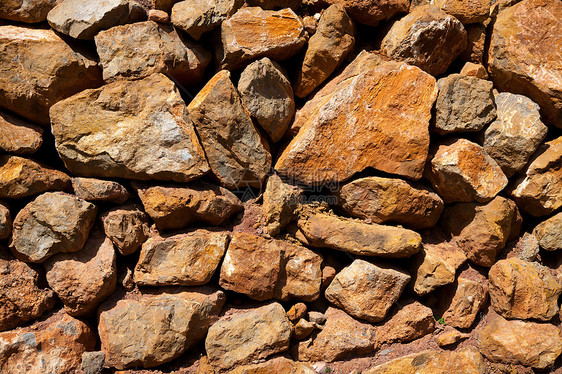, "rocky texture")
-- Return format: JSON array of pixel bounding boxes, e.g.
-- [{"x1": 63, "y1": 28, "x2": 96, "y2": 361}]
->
[
  {"x1": 228, "y1": 357, "x2": 315, "y2": 374},
  {"x1": 205, "y1": 303, "x2": 291, "y2": 370},
  {"x1": 381, "y1": 5, "x2": 467, "y2": 76},
  {"x1": 238, "y1": 58, "x2": 295, "y2": 143},
  {"x1": 325, "y1": 0, "x2": 409, "y2": 26},
  {"x1": 460, "y1": 62, "x2": 488, "y2": 79},
  {"x1": 262, "y1": 174, "x2": 304, "y2": 236},
  {"x1": 134, "y1": 229, "x2": 229, "y2": 286},
  {"x1": 0, "y1": 112, "x2": 43, "y2": 155},
  {"x1": 488, "y1": 0, "x2": 562, "y2": 128},
  {"x1": 72, "y1": 178, "x2": 129, "y2": 204},
  {"x1": 425, "y1": 139, "x2": 508, "y2": 203},
  {"x1": 148, "y1": 9, "x2": 169, "y2": 23},
  {"x1": 534, "y1": 212, "x2": 562, "y2": 251},
  {"x1": 11, "y1": 192, "x2": 97, "y2": 263},
  {"x1": 434, "y1": 327, "x2": 470, "y2": 347},
  {"x1": 377, "y1": 302, "x2": 435, "y2": 344},
  {"x1": 95, "y1": 21, "x2": 210, "y2": 84},
  {"x1": 101, "y1": 205, "x2": 149, "y2": 255},
  {"x1": 293, "y1": 319, "x2": 315, "y2": 340},
  {"x1": 0, "y1": 26, "x2": 101, "y2": 125},
  {"x1": 337, "y1": 176, "x2": 444, "y2": 229},
  {"x1": 431, "y1": 0, "x2": 490, "y2": 24},
  {"x1": 171, "y1": 0, "x2": 243, "y2": 40},
  {"x1": 134, "y1": 183, "x2": 242, "y2": 231},
  {"x1": 0, "y1": 0, "x2": 56, "y2": 23},
  {"x1": 503, "y1": 232, "x2": 540, "y2": 262},
  {"x1": 460, "y1": 23, "x2": 486, "y2": 63},
  {"x1": 187, "y1": 70, "x2": 271, "y2": 189},
  {"x1": 0, "y1": 204, "x2": 10, "y2": 240},
  {"x1": 45, "y1": 228, "x2": 116, "y2": 316},
  {"x1": 81, "y1": 351, "x2": 105, "y2": 374},
  {"x1": 50, "y1": 74, "x2": 209, "y2": 183},
  {"x1": 433, "y1": 74, "x2": 496, "y2": 134},
  {"x1": 294, "y1": 4, "x2": 355, "y2": 98},
  {"x1": 441, "y1": 270, "x2": 488, "y2": 329},
  {"x1": 325, "y1": 259, "x2": 410, "y2": 322},
  {"x1": 276, "y1": 51, "x2": 437, "y2": 184},
  {"x1": 99, "y1": 290, "x2": 225, "y2": 369}
]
